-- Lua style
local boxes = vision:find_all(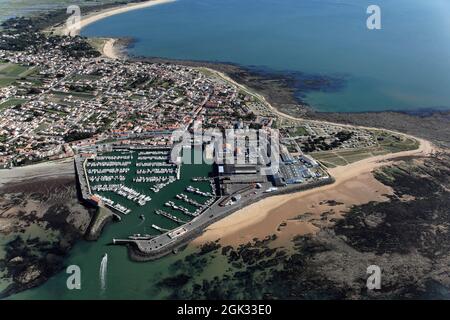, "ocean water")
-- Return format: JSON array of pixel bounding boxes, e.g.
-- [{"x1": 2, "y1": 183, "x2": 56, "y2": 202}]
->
[
  {"x1": 81, "y1": 0, "x2": 450, "y2": 112},
  {"x1": 7, "y1": 149, "x2": 215, "y2": 300}
]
